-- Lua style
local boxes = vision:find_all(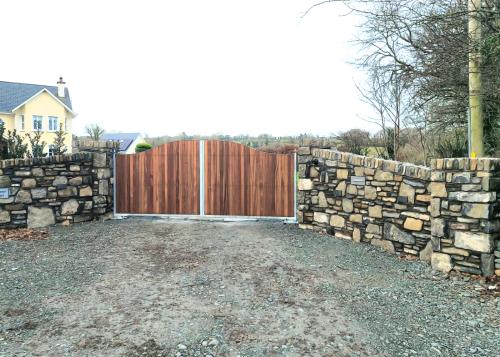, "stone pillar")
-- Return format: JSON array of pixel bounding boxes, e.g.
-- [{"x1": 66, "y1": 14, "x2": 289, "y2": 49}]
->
[
  {"x1": 75, "y1": 139, "x2": 119, "y2": 219},
  {"x1": 430, "y1": 158, "x2": 500, "y2": 276}
]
